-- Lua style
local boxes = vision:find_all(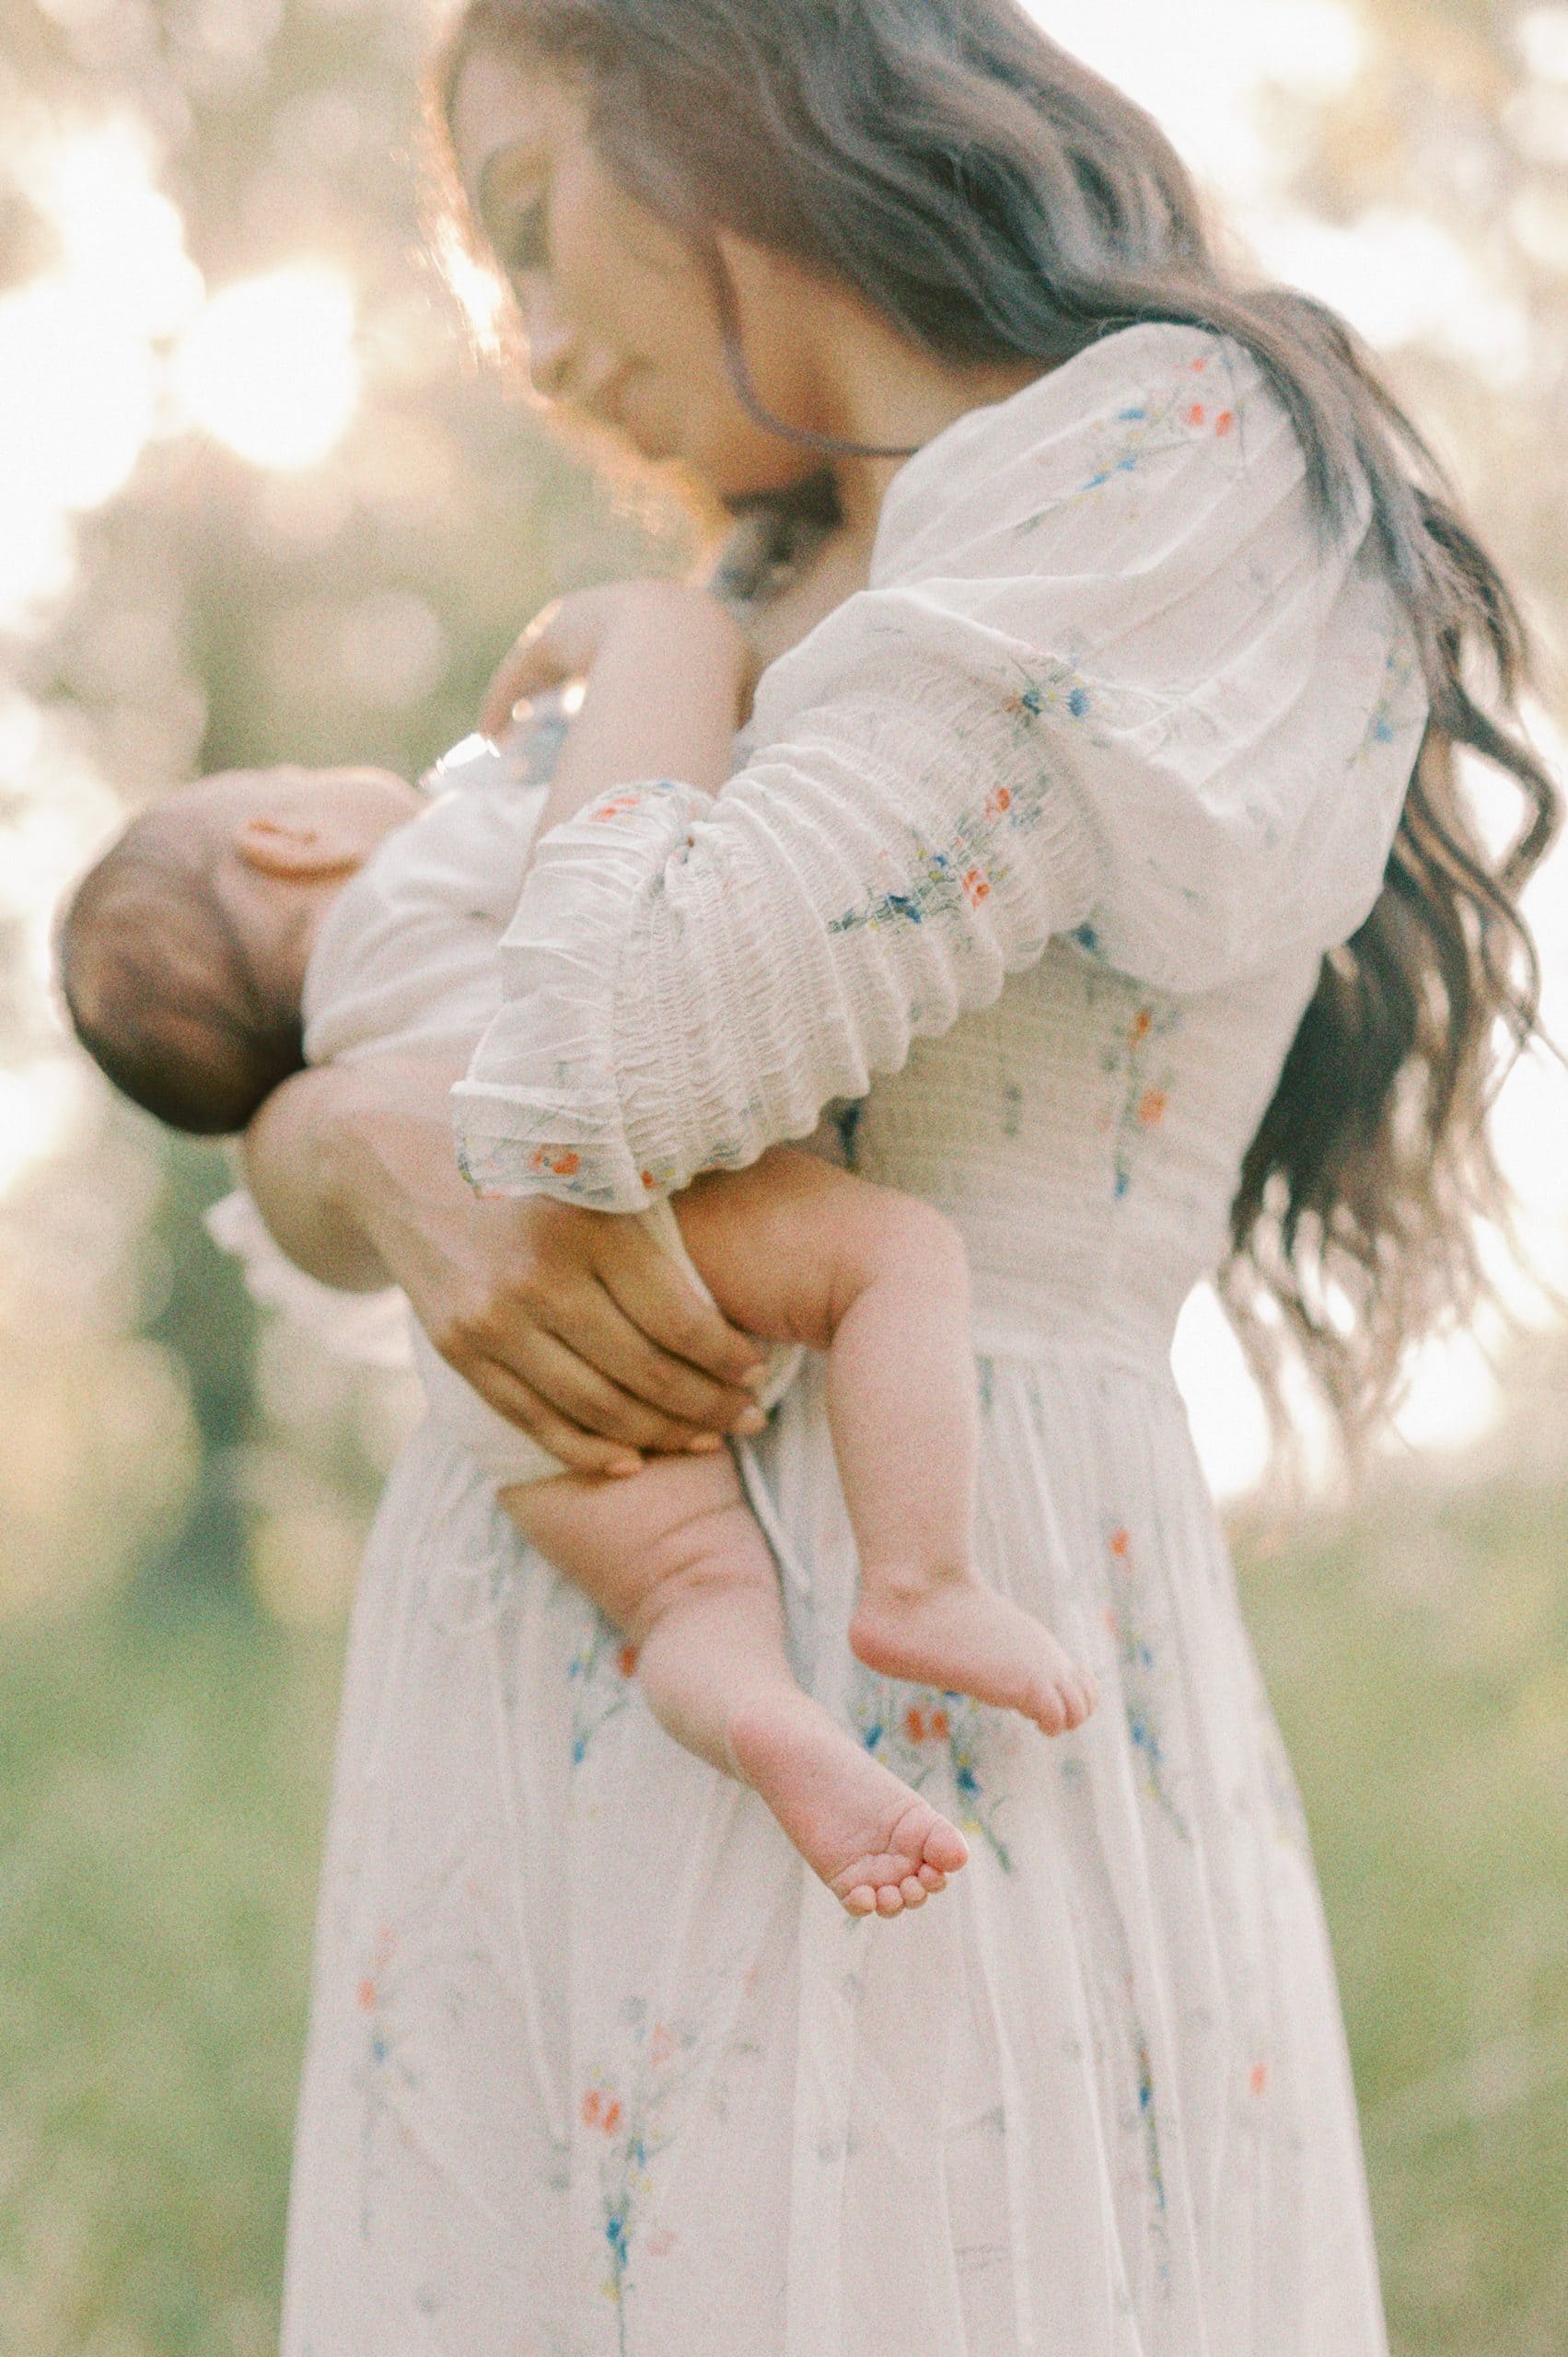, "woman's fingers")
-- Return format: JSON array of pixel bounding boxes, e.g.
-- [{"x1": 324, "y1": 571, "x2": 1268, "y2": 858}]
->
[
  {"x1": 588, "y1": 1213, "x2": 767, "y2": 1394},
  {"x1": 463, "y1": 1355, "x2": 645, "y2": 1480},
  {"x1": 549, "y1": 1279, "x2": 764, "y2": 1432},
  {"x1": 522, "y1": 1321, "x2": 738, "y2": 1455}
]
